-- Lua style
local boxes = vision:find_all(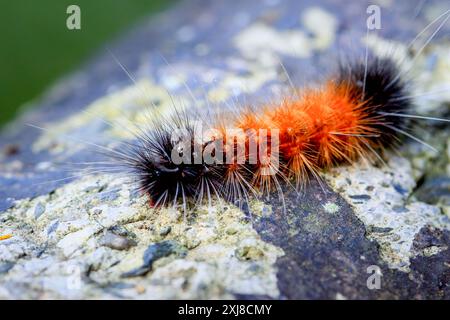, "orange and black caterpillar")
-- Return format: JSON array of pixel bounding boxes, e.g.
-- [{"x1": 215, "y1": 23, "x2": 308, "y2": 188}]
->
[{"x1": 113, "y1": 56, "x2": 412, "y2": 208}]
